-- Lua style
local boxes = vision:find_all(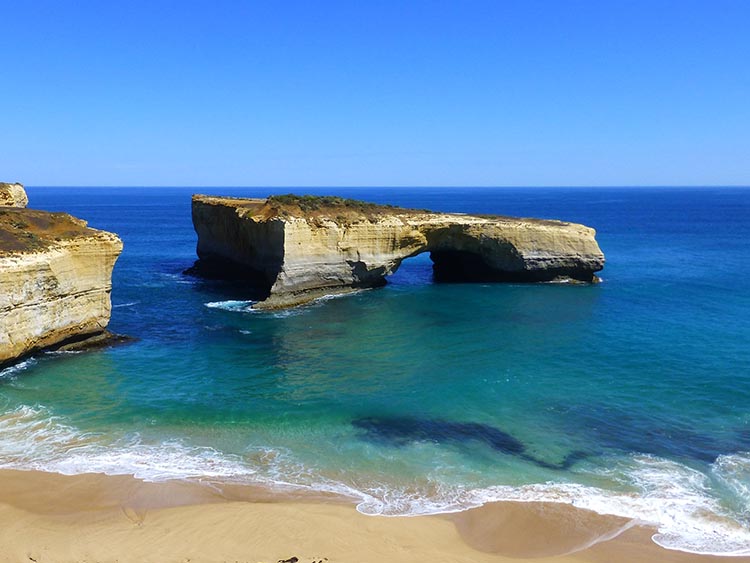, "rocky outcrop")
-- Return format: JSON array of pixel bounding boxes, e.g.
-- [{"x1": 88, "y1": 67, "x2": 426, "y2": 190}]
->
[
  {"x1": 191, "y1": 194, "x2": 605, "y2": 309},
  {"x1": 0, "y1": 185, "x2": 123, "y2": 366},
  {"x1": 0, "y1": 182, "x2": 29, "y2": 208}
]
